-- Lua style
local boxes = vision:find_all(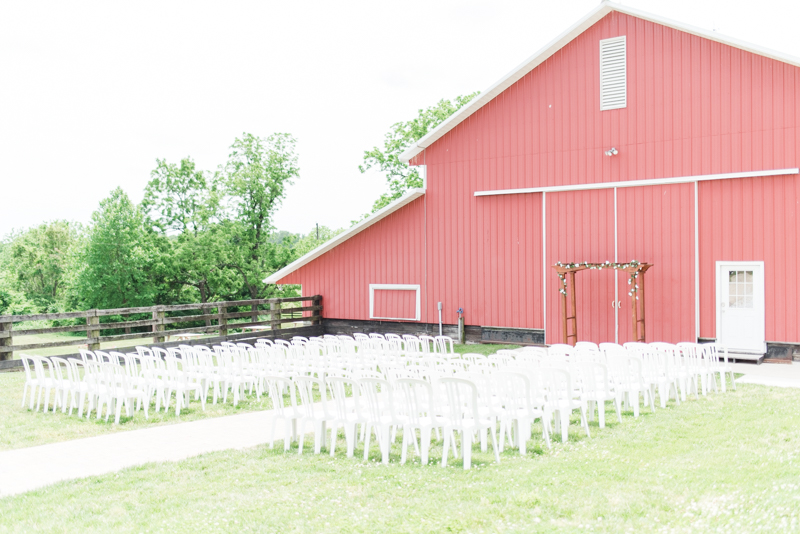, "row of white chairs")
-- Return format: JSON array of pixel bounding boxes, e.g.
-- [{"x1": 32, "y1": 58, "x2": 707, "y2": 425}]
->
[
  {"x1": 253, "y1": 336, "x2": 736, "y2": 468},
  {"x1": 19, "y1": 335, "x2": 735, "y2": 468}
]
